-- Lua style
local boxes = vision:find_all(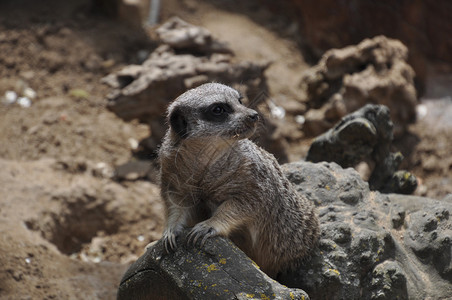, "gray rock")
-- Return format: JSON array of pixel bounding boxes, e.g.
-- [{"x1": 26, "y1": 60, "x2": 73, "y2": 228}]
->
[
  {"x1": 280, "y1": 162, "x2": 452, "y2": 300},
  {"x1": 306, "y1": 104, "x2": 417, "y2": 194},
  {"x1": 117, "y1": 230, "x2": 309, "y2": 300}
]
